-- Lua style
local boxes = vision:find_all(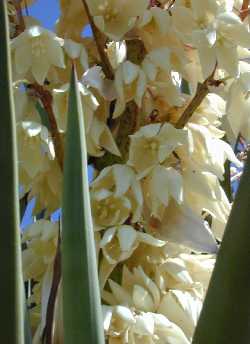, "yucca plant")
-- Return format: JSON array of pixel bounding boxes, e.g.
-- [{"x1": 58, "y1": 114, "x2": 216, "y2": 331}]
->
[{"x1": 2, "y1": 0, "x2": 250, "y2": 343}]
